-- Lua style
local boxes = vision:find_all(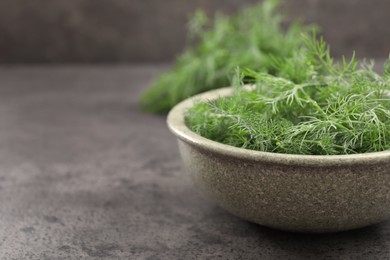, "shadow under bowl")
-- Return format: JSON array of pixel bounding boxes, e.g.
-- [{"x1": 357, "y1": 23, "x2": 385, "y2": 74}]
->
[{"x1": 167, "y1": 86, "x2": 390, "y2": 233}]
